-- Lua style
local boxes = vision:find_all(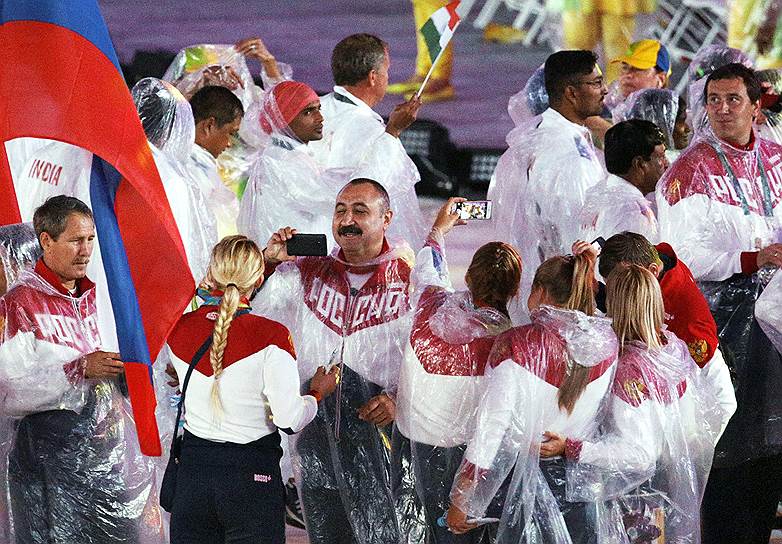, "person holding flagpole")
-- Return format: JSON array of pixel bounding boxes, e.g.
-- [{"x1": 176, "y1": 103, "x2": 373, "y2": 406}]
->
[
  {"x1": 308, "y1": 33, "x2": 428, "y2": 248},
  {"x1": 388, "y1": 0, "x2": 461, "y2": 103}
]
